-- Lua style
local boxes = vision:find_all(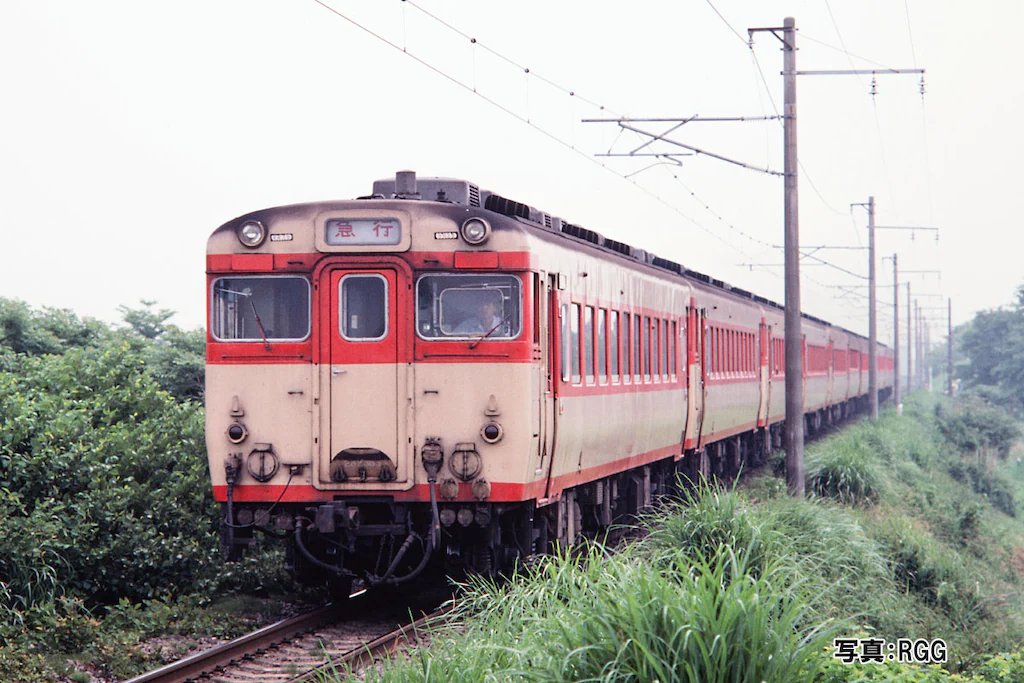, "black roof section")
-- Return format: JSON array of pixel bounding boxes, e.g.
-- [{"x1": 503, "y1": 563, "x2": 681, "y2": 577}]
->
[{"x1": 367, "y1": 173, "x2": 879, "y2": 345}]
